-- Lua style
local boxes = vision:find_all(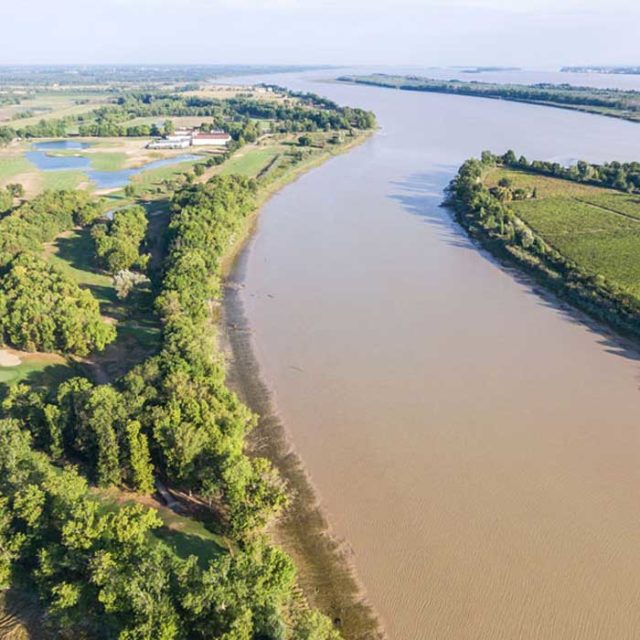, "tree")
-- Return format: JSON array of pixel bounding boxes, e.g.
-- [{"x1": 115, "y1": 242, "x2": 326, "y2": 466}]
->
[
  {"x1": 75, "y1": 385, "x2": 127, "y2": 487},
  {"x1": 294, "y1": 611, "x2": 341, "y2": 640},
  {"x1": 298, "y1": 134, "x2": 313, "y2": 147},
  {"x1": 0, "y1": 495, "x2": 25, "y2": 589},
  {"x1": 0, "y1": 254, "x2": 115, "y2": 356},
  {"x1": 0, "y1": 189, "x2": 13, "y2": 214},
  {"x1": 502, "y1": 149, "x2": 517, "y2": 165},
  {"x1": 6, "y1": 183, "x2": 24, "y2": 198},
  {"x1": 163, "y1": 120, "x2": 175, "y2": 136},
  {"x1": 92, "y1": 206, "x2": 149, "y2": 274},
  {"x1": 125, "y1": 421, "x2": 155, "y2": 494},
  {"x1": 113, "y1": 269, "x2": 150, "y2": 300}
]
